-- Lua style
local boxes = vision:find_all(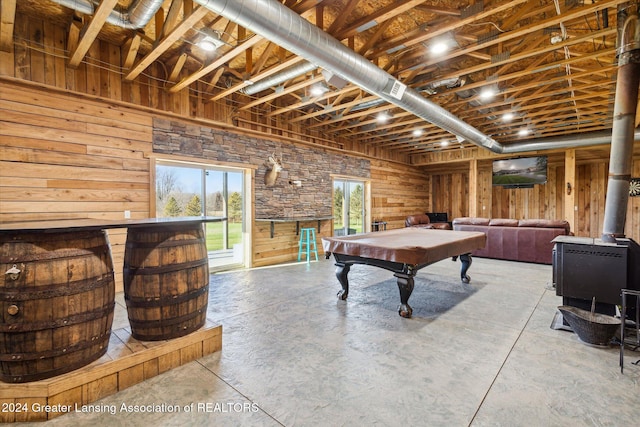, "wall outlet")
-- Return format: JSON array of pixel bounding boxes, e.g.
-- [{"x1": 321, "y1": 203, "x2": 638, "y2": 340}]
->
[{"x1": 124, "y1": 210, "x2": 131, "y2": 219}]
